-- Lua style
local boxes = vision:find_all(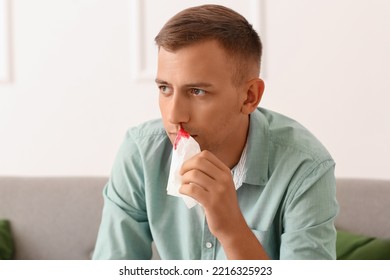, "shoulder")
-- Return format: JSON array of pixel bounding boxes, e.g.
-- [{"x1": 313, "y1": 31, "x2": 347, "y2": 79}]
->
[
  {"x1": 126, "y1": 118, "x2": 167, "y2": 140},
  {"x1": 257, "y1": 107, "x2": 332, "y2": 162},
  {"x1": 124, "y1": 119, "x2": 169, "y2": 148},
  {"x1": 116, "y1": 119, "x2": 171, "y2": 161}
]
